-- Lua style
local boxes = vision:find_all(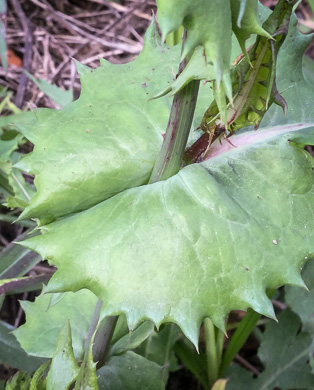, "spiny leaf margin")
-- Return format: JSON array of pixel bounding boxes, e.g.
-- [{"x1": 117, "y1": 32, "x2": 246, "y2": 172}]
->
[
  {"x1": 13, "y1": 20, "x2": 180, "y2": 225},
  {"x1": 20, "y1": 127, "x2": 314, "y2": 347}
]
